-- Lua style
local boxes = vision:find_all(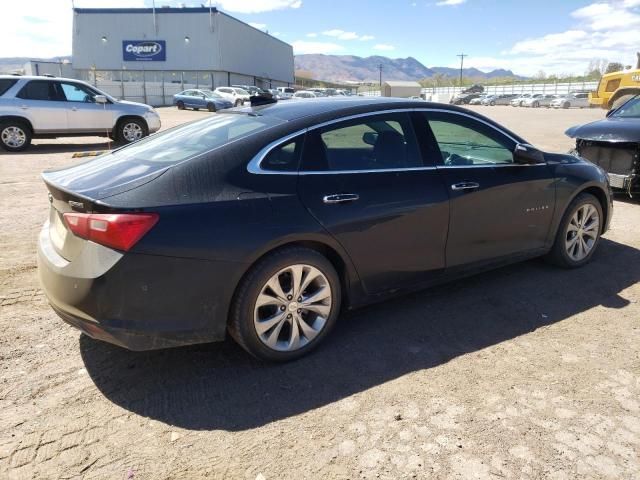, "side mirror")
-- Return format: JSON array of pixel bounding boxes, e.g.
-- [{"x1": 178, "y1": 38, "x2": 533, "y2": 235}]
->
[
  {"x1": 94, "y1": 95, "x2": 108, "y2": 104},
  {"x1": 514, "y1": 143, "x2": 545, "y2": 164},
  {"x1": 362, "y1": 131, "x2": 379, "y2": 146}
]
